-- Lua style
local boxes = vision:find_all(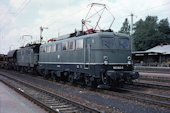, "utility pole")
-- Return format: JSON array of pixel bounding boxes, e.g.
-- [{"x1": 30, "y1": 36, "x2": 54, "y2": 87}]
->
[
  {"x1": 40, "y1": 26, "x2": 48, "y2": 43},
  {"x1": 130, "y1": 13, "x2": 134, "y2": 35},
  {"x1": 129, "y1": 13, "x2": 136, "y2": 51}
]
